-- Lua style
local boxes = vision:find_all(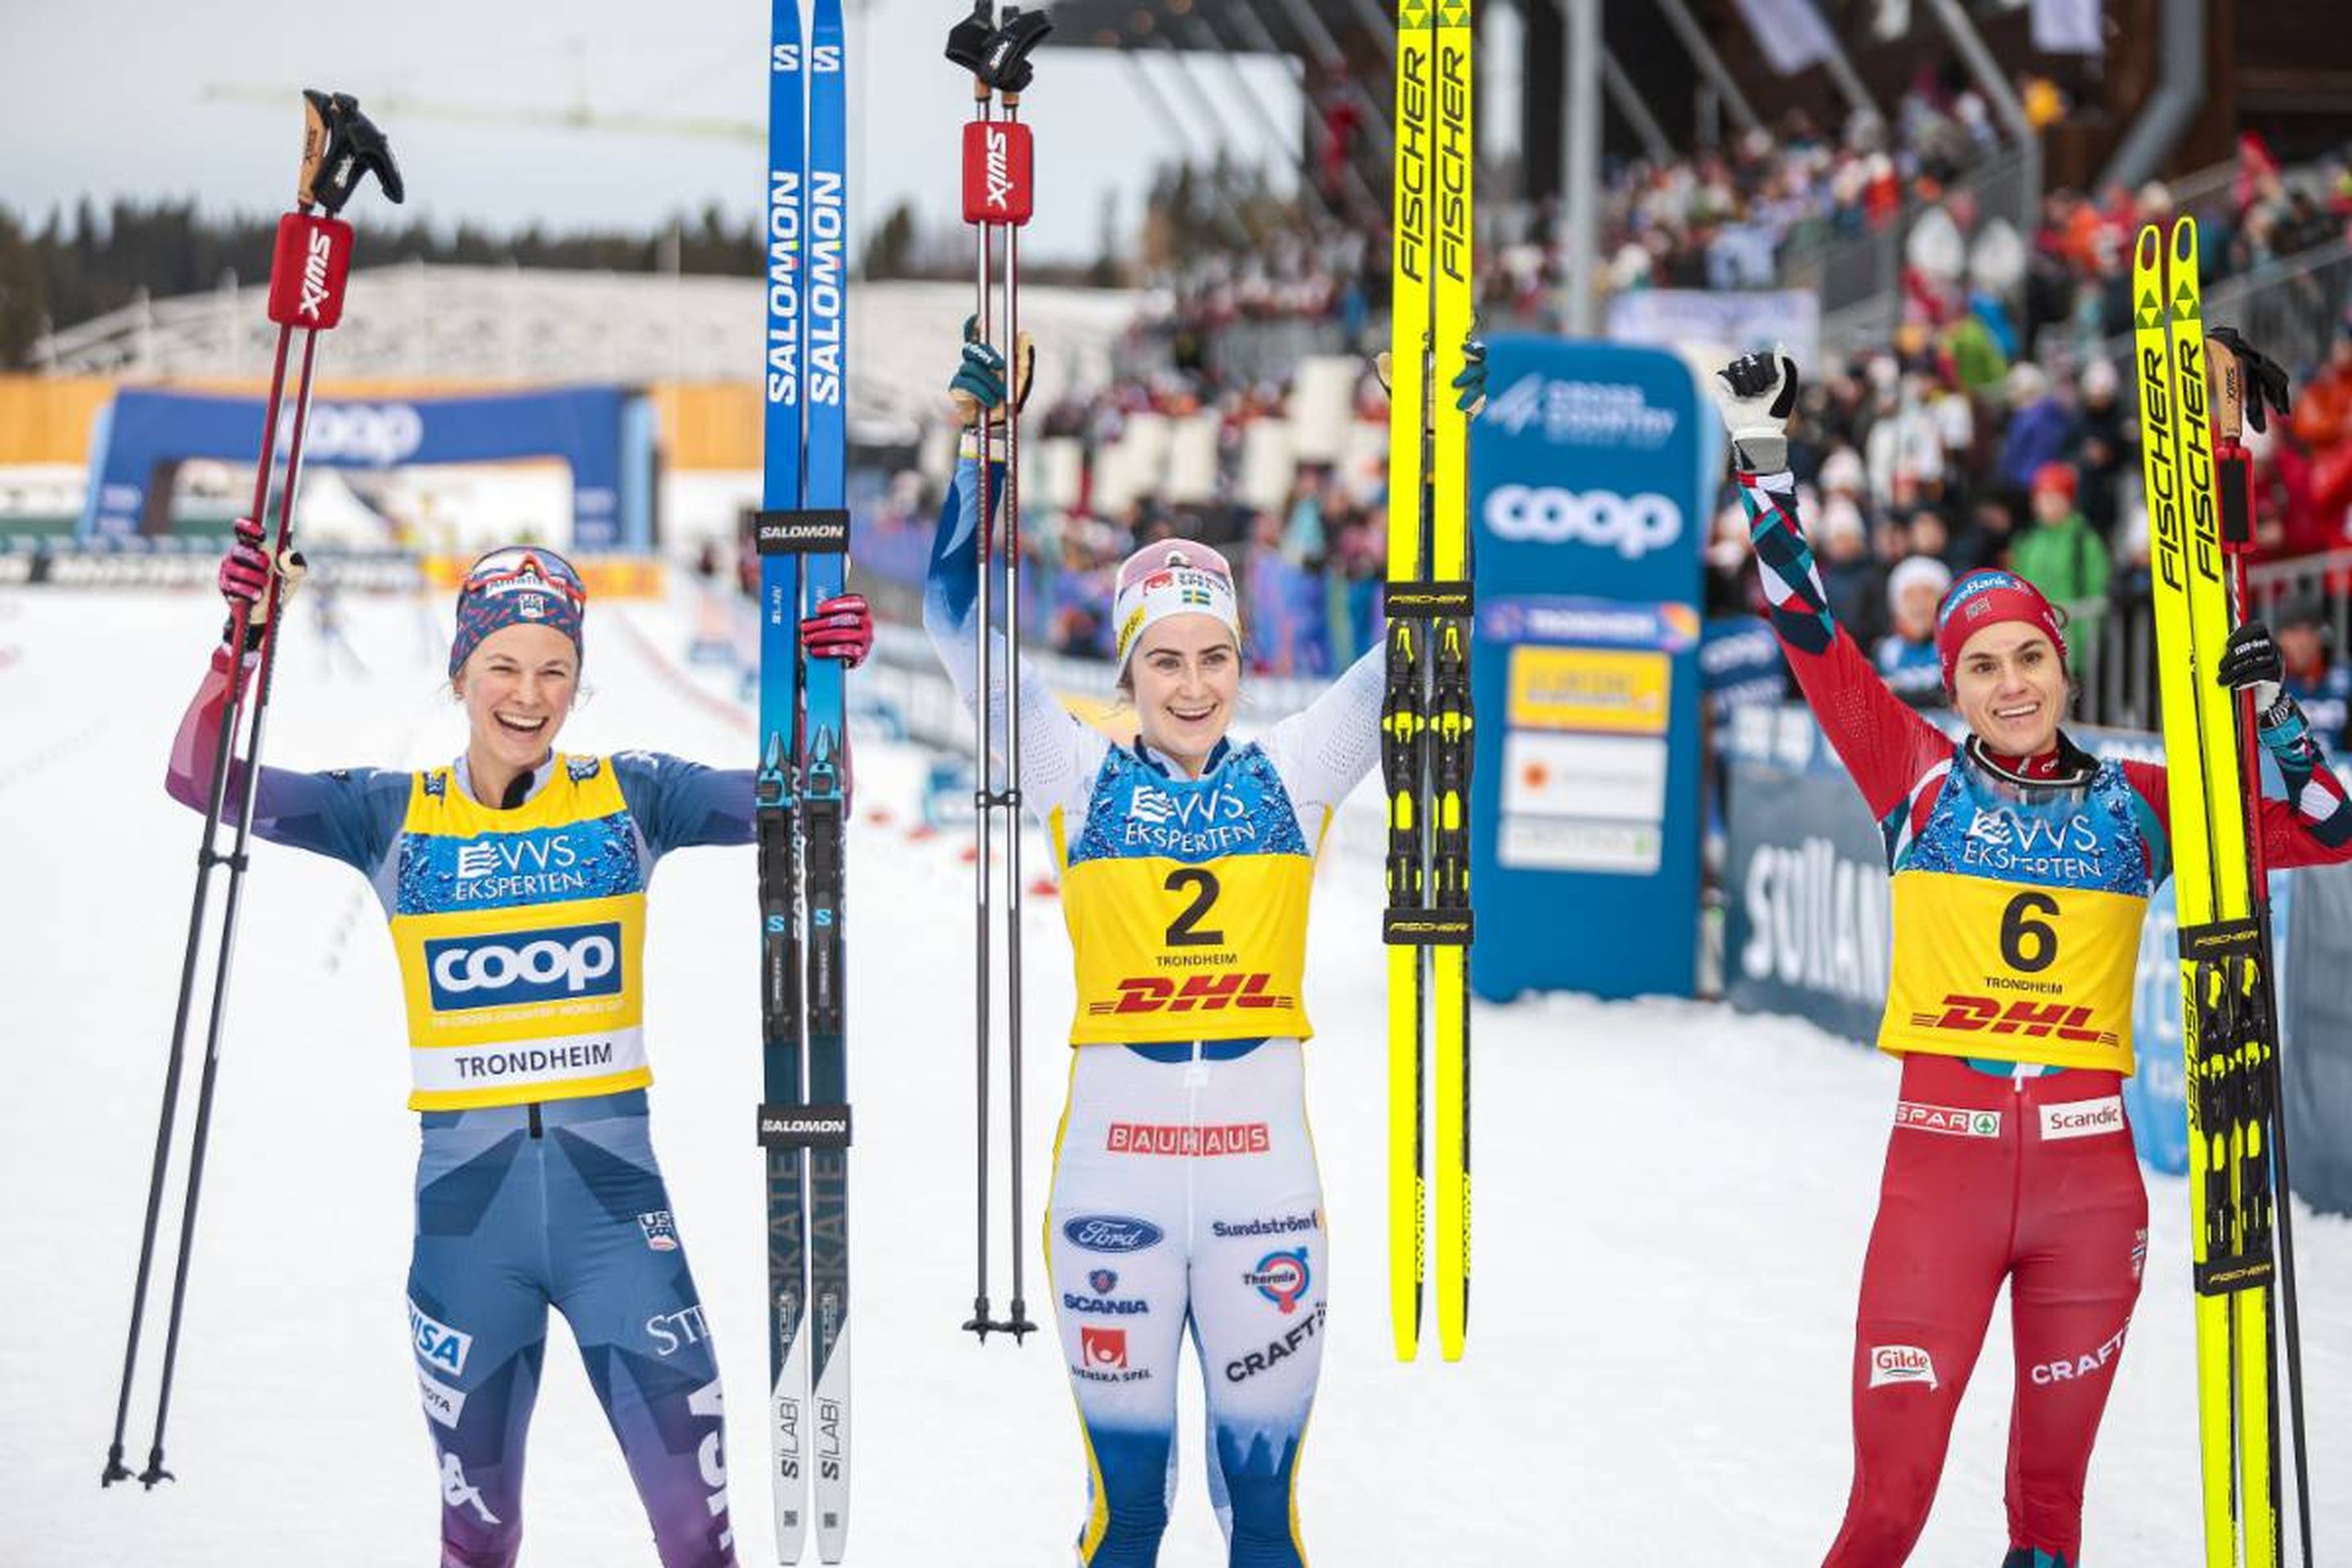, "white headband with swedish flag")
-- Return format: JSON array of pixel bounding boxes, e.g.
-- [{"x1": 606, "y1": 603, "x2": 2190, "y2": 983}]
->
[{"x1": 1112, "y1": 555, "x2": 1241, "y2": 673}]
